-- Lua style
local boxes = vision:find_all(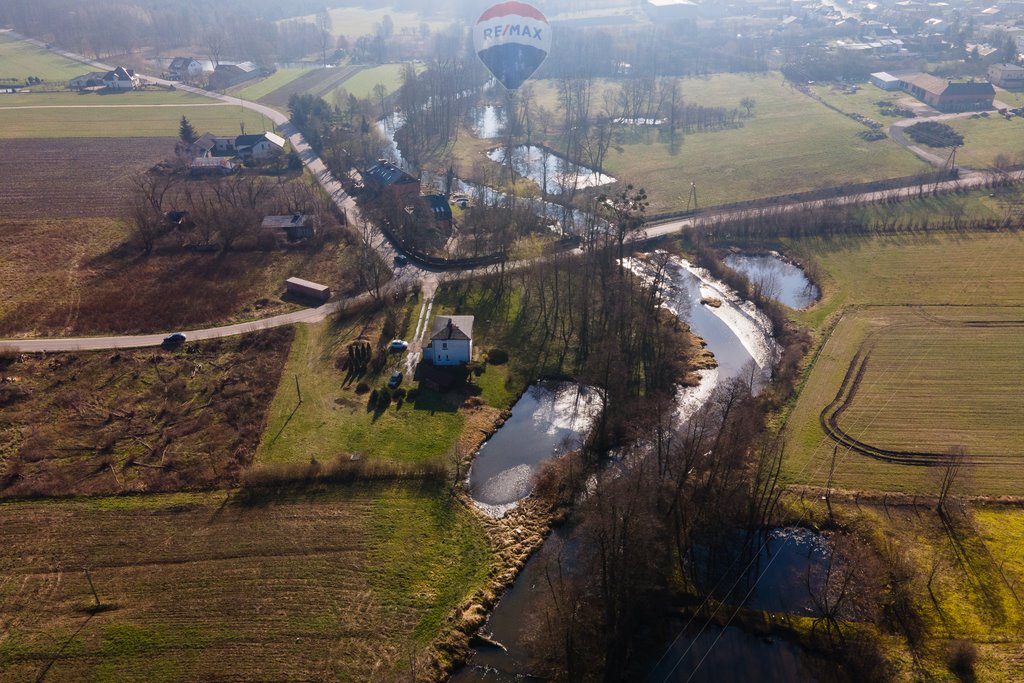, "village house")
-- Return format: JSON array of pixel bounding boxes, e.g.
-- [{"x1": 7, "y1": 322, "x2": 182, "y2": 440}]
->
[
  {"x1": 423, "y1": 316, "x2": 474, "y2": 366},
  {"x1": 168, "y1": 57, "x2": 203, "y2": 82},
  {"x1": 362, "y1": 160, "x2": 422, "y2": 202},
  {"x1": 69, "y1": 66, "x2": 139, "y2": 91},
  {"x1": 235, "y1": 132, "x2": 287, "y2": 161}
]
